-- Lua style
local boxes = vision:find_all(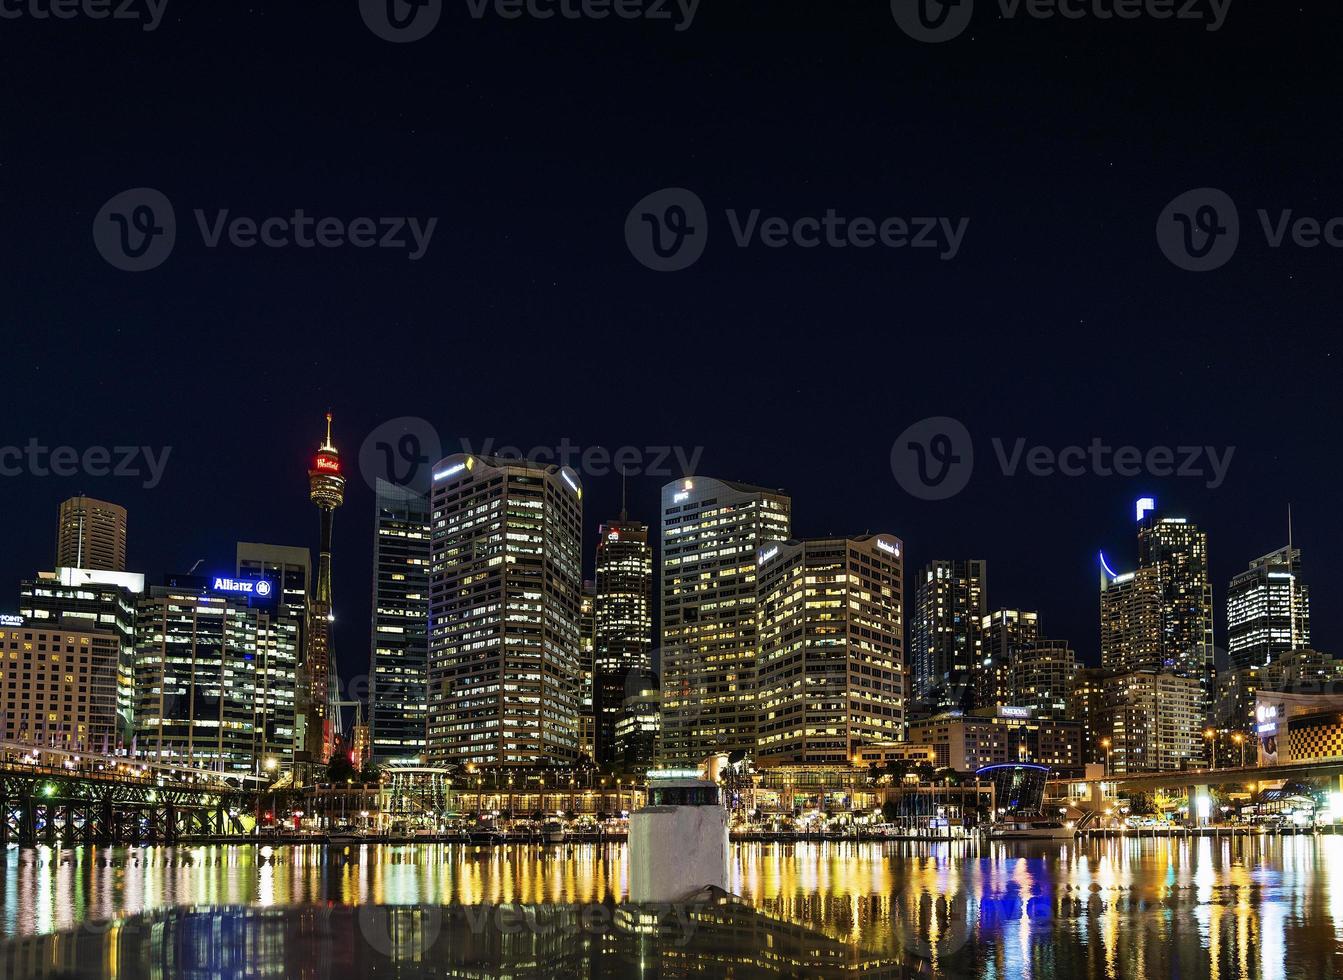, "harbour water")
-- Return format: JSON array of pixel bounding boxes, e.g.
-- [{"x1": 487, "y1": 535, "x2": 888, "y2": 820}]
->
[{"x1": 2, "y1": 835, "x2": 1340, "y2": 977}]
